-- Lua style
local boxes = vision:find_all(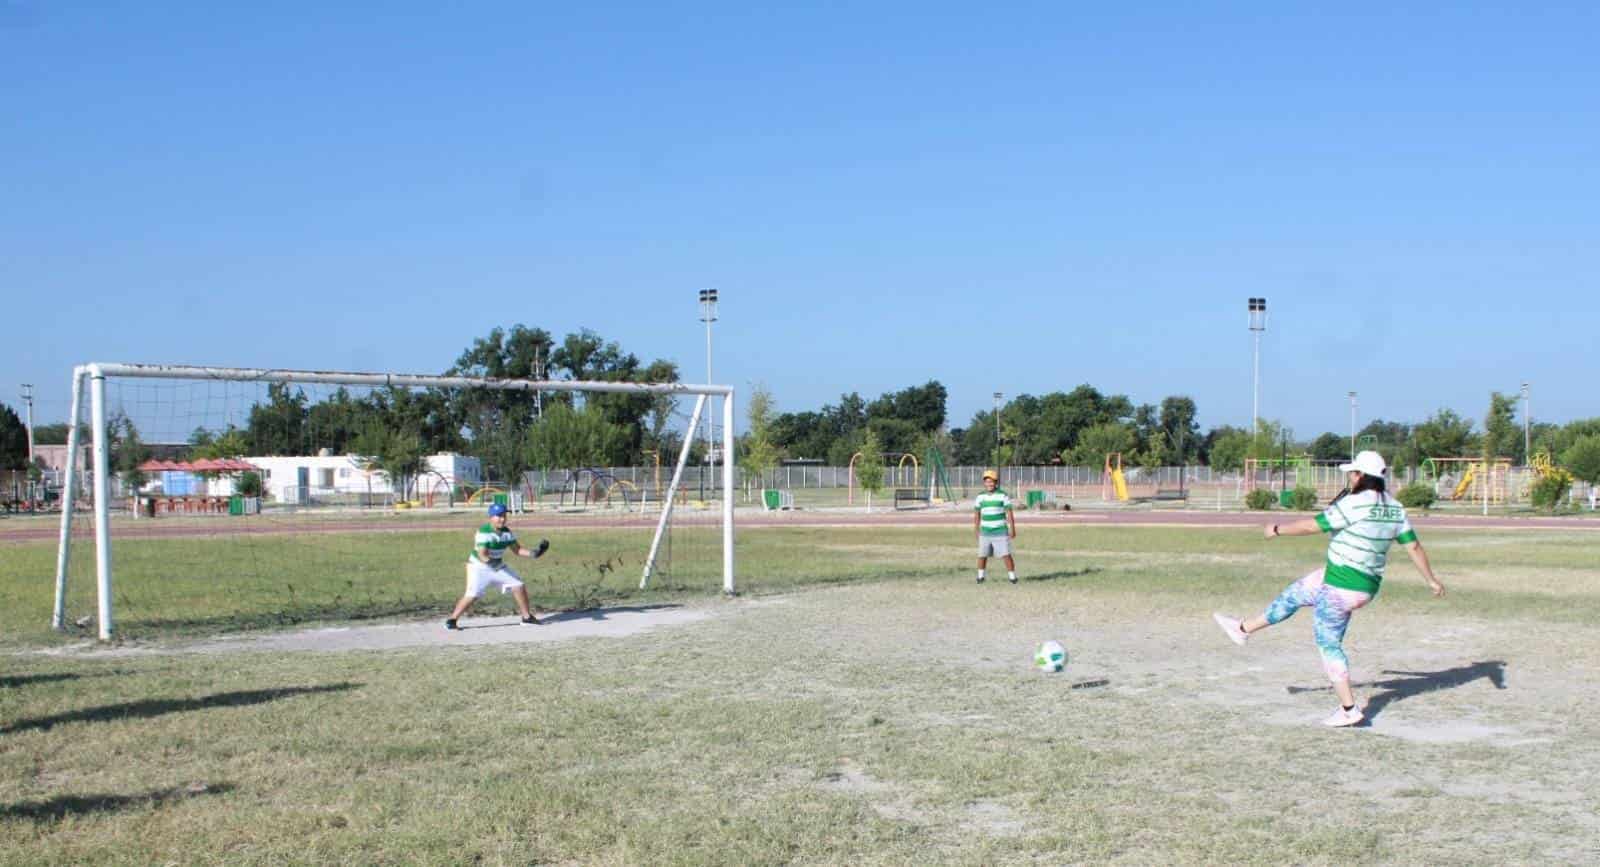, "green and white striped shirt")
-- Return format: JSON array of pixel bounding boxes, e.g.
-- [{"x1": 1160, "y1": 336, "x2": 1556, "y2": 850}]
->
[
  {"x1": 1314, "y1": 491, "x2": 1418, "y2": 594},
  {"x1": 471, "y1": 523, "x2": 518, "y2": 563},
  {"x1": 974, "y1": 489, "x2": 1013, "y2": 536}
]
